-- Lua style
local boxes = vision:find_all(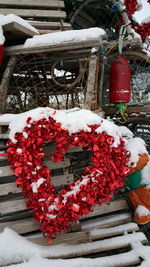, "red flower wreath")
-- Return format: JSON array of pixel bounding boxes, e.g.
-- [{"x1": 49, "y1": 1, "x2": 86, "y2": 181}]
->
[{"x1": 7, "y1": 110, "x2": 130, "y2": 239}]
